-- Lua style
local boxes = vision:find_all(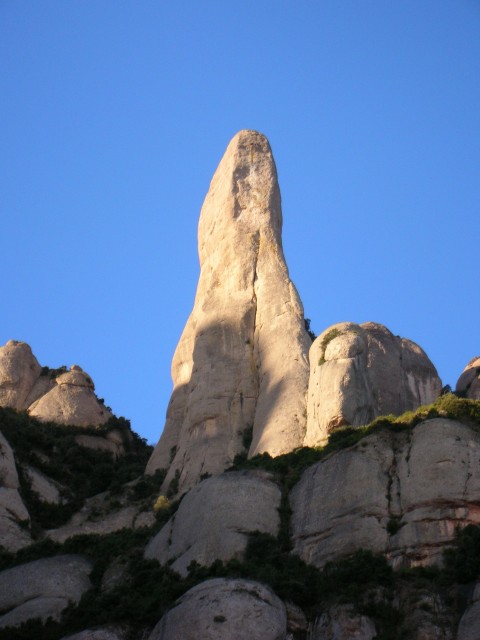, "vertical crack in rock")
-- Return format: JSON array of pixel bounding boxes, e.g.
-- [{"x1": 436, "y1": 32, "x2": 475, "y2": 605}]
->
[{"x1": 146, "y1": 130, "x2": 310, "y2": 494}]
